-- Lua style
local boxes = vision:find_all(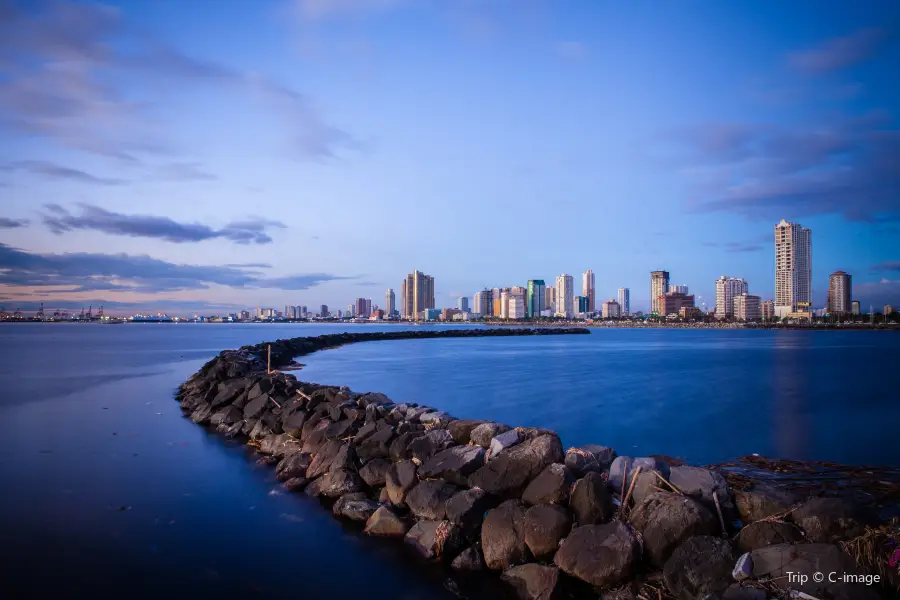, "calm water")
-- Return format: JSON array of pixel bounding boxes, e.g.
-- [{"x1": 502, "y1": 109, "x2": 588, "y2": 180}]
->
[{"x1": 0, "y1": 323, "x2": 897, "y2": 599}]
